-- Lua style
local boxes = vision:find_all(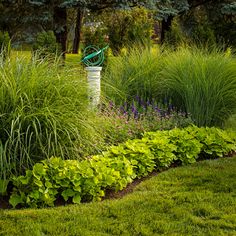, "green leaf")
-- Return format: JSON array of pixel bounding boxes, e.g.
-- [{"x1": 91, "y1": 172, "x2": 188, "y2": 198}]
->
[
  {"x1": 29, "y1": 190, "x2": 40, "y2": 200},
  {"x1": 62, "y1": 189, "x2": 75, "y2": 201},
  {"x1": 33, "y1": 163, "x2": 46, "y2": 179},
  {"x1": 9, "y1": 194, "x2": 24, "y2": 208},
  {"x1": 72, "y1": 194, "x2": 81, "y2": 204},
  {"x1": 45, "y1": 181, "x2": 53, "y2": 188}
]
